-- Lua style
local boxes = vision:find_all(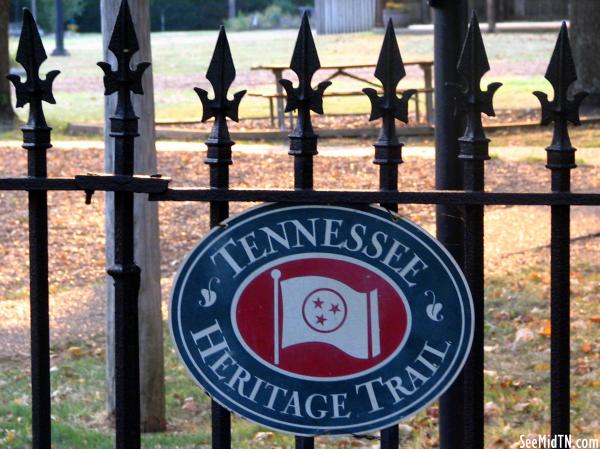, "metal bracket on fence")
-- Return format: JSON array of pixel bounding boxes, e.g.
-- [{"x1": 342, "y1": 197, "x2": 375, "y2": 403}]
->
[{"x1": 75, "y1": 173, "x2": 170, "y2": 203}]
